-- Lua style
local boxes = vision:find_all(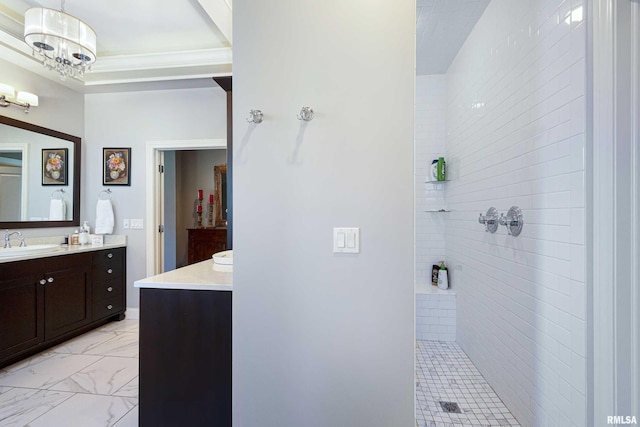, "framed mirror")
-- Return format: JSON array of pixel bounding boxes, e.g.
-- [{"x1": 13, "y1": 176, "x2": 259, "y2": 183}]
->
[
  {"x1": 214, "y1": 164, "x2": 227, "y2": 227},
  {"x1": 0, "y1": 115, "x2": 81, "y2": 229}
]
